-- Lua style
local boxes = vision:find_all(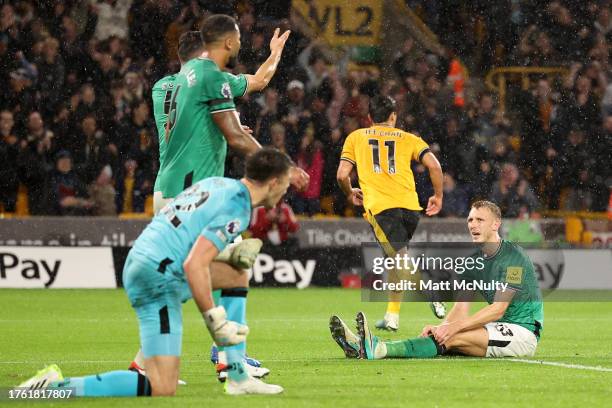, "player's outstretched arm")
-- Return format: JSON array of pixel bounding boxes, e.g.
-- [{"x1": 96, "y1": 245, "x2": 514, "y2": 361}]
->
[
  {"x1": 212, "y1": 110, "x2": 261, "y2": 156},
  {"x1": 245, "y1": 28, "x2": 290, "y2": 93},
  {"x1": 422, "y1": 152, "x2": 443, "y2": 216}
]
